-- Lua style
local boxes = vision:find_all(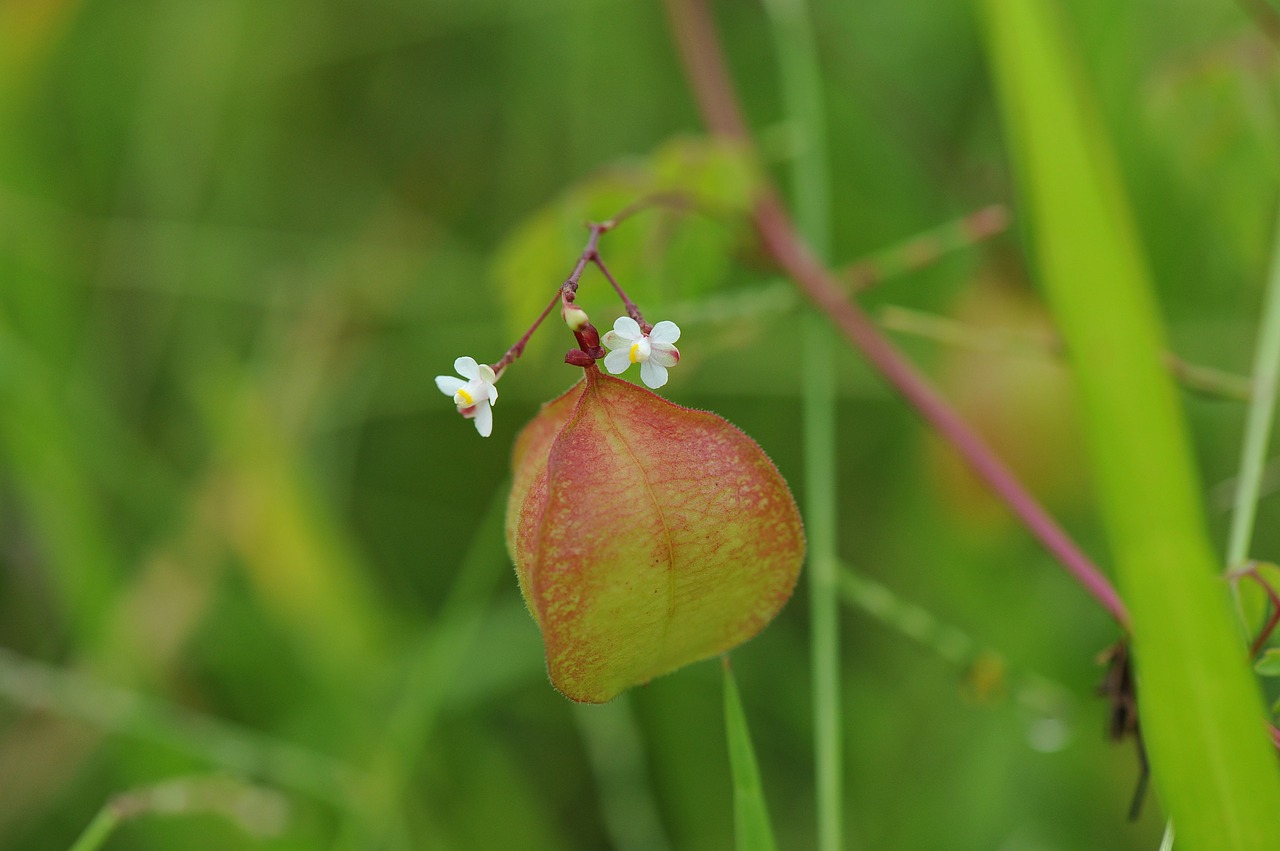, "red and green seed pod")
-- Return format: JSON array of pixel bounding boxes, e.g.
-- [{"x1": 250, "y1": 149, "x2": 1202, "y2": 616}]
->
[{"x1": 507, "y1": 365, "x2": 805, "y2": 703}]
